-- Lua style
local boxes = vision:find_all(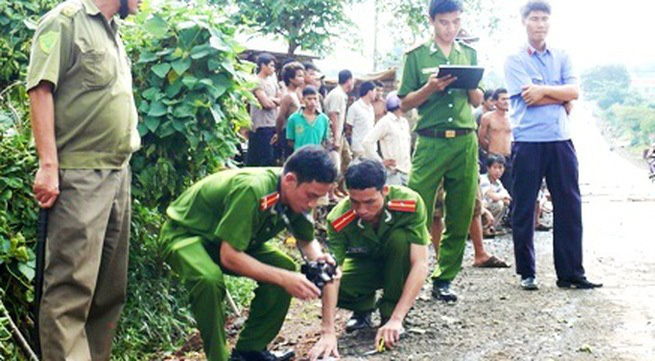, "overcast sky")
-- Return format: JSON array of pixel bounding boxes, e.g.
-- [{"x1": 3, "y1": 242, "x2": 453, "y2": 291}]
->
[{"x1": 316, "y1": 0, "x2": 655, "y2": 78}]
